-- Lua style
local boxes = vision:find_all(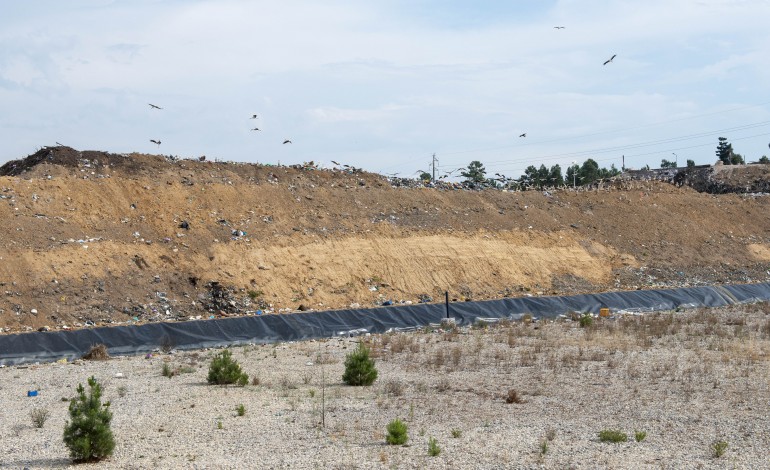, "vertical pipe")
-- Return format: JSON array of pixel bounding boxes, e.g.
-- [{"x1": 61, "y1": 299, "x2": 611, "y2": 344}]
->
[{"x1": 445, "y1": 291, "x2": 449, "y2": 319}]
